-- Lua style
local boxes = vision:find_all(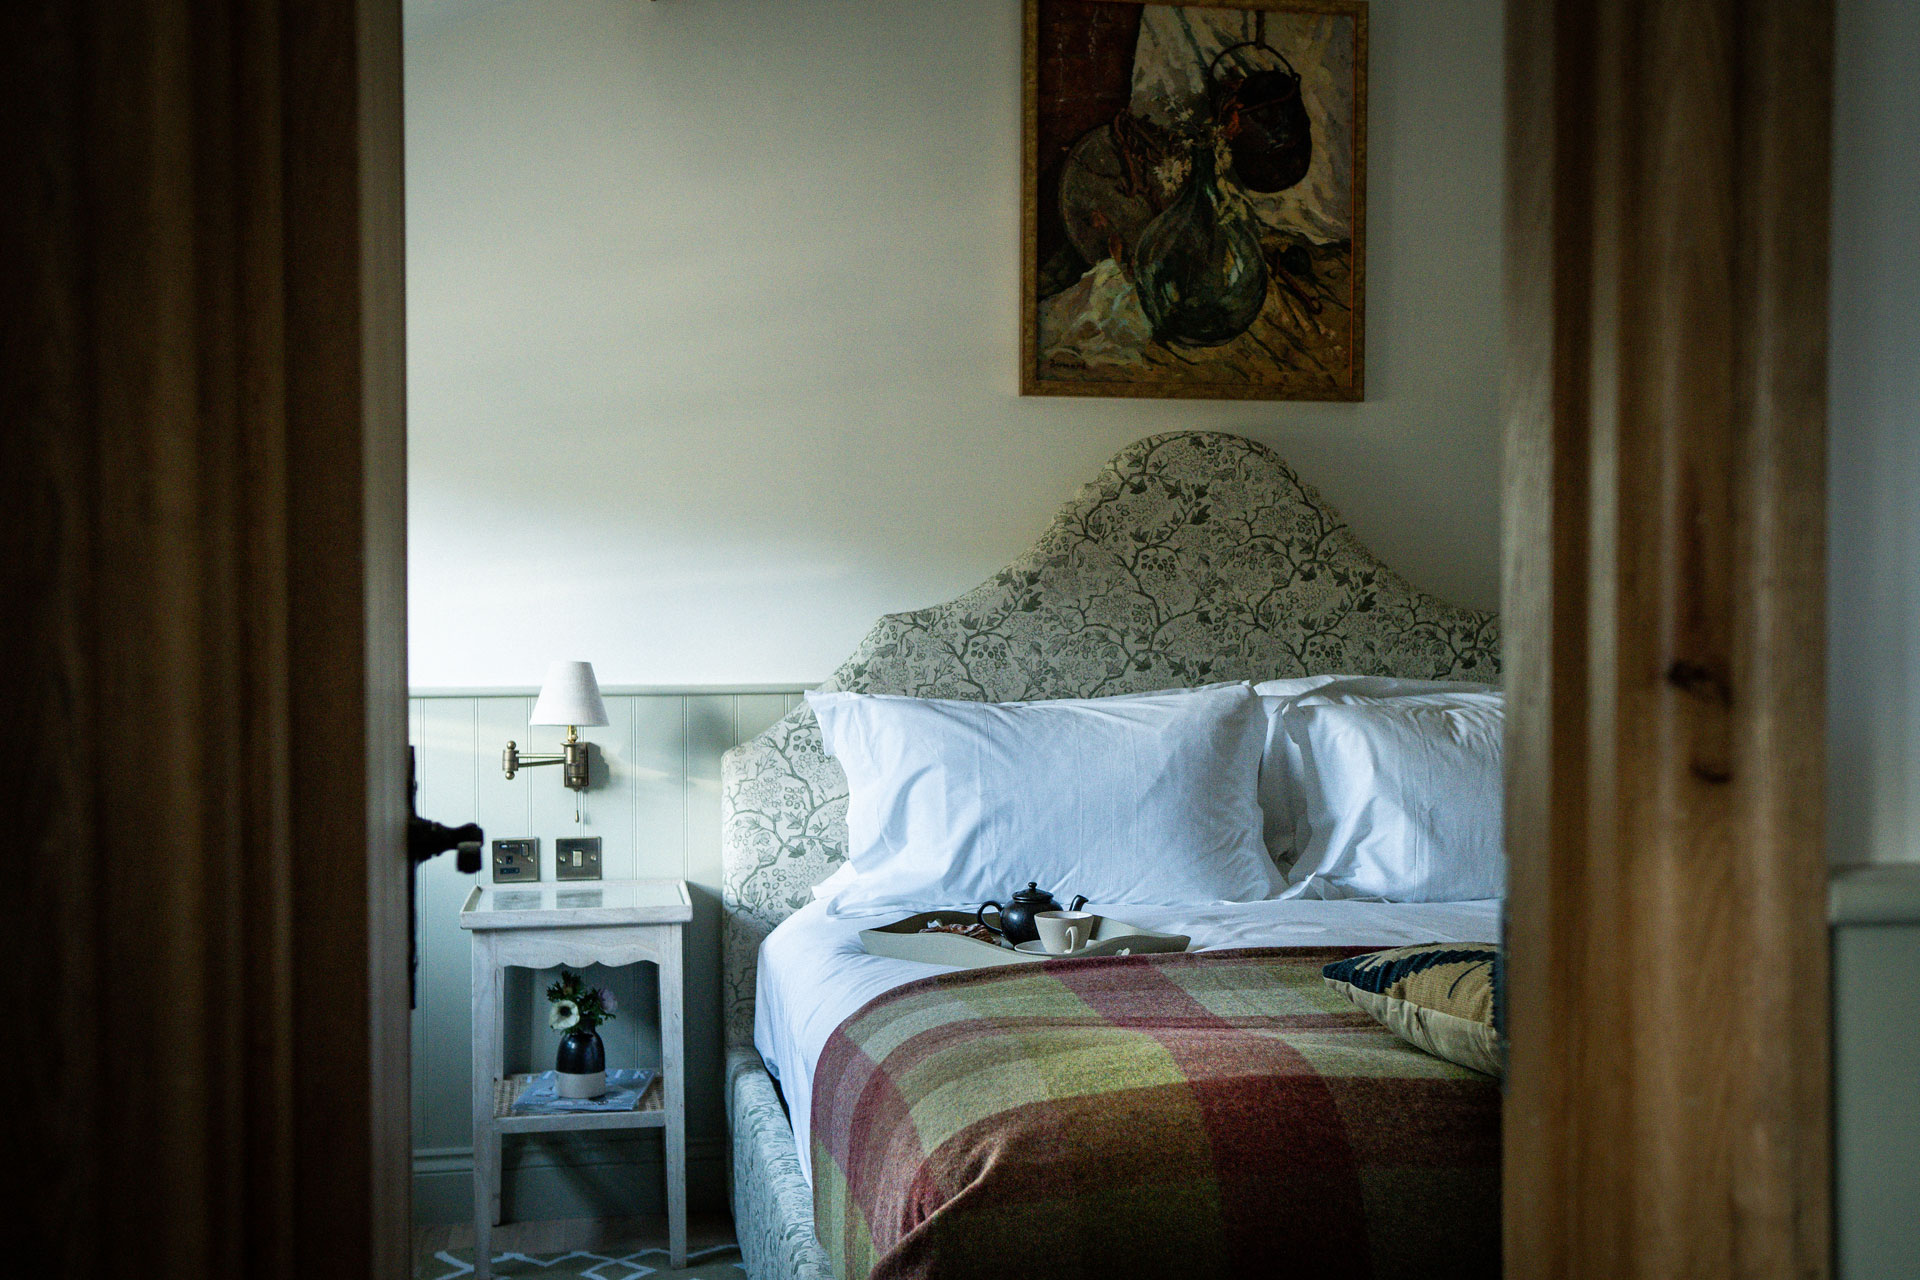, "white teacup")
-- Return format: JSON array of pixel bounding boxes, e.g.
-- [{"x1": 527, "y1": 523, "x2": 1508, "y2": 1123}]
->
[{"x1": 1036, "y1": 909, "x2": 1099, "y2": 955}]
